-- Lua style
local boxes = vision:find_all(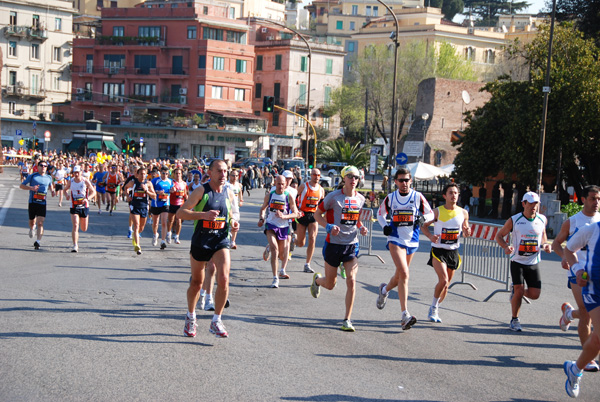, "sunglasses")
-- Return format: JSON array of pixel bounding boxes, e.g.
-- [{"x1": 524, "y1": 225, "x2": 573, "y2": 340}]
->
[
  {"x1": 346, "y1": 175, "x2": 360, "y2": 180},
  {"x1": 396, "y1": 178, "x2": 410, "y2": 183},
  {"x1": 312, "y1": 174, "x2": 321, "y2": 177},
  {"x1": 39, "y1": 164, "x2": 48, "y2": 167}
]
